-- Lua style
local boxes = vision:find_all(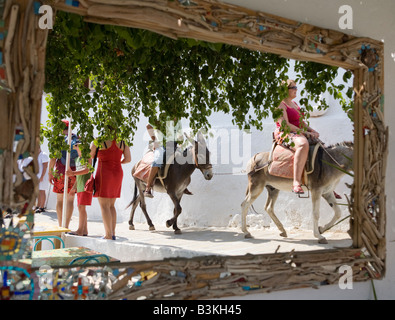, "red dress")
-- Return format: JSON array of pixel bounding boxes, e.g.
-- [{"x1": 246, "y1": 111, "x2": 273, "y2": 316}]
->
[{"x1": 94, "y1": 140, "x2": 124, "y2": 198}]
